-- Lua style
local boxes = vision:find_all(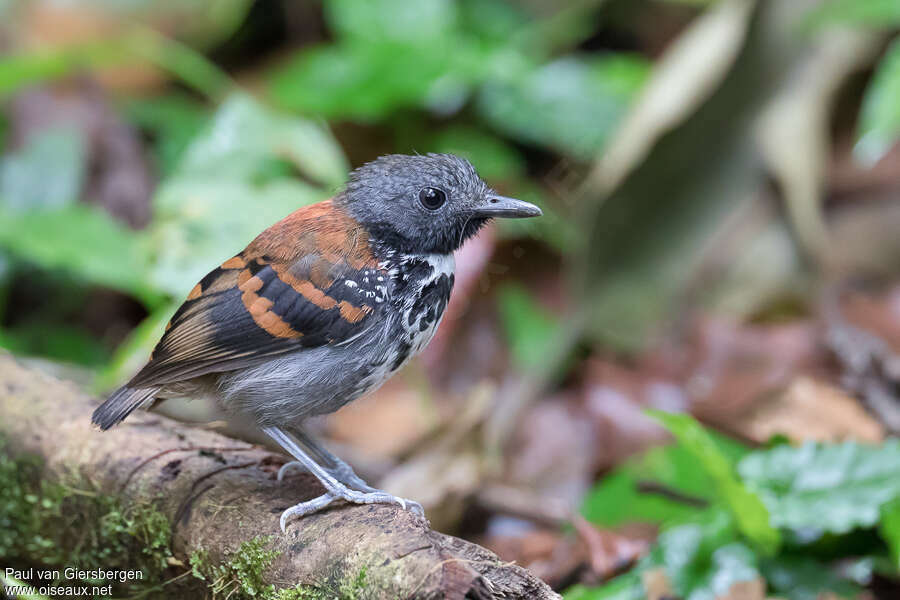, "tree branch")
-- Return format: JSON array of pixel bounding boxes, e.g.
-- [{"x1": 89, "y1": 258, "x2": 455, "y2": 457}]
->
[{"x1": 0, "y1": 353, "x2": 558, "y2": 599}]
